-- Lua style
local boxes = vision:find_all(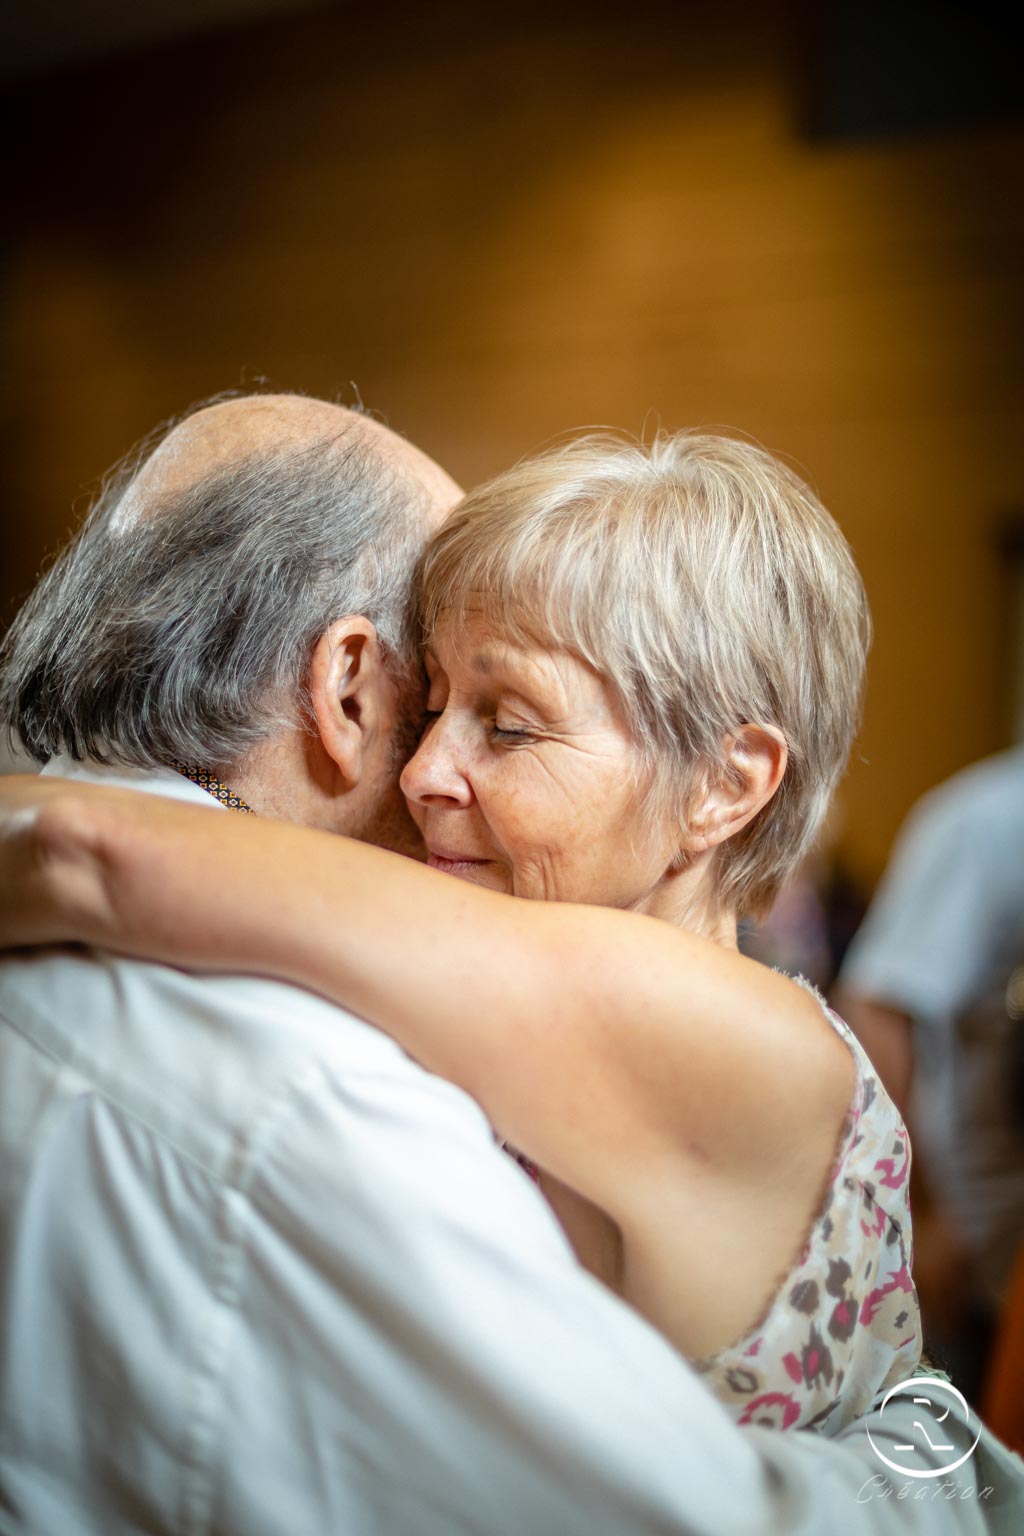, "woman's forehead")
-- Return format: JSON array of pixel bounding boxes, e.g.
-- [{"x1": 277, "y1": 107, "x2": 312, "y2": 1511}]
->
[
  {"x1": 426, "y1": 612, "x2": 555, "y2": 681},
  {"x1": 424, "y1": 610, "x2": 627, "y2": 726},
  {"x1": 428, "y1": 600, "x2": 537, "y2": 656}
]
